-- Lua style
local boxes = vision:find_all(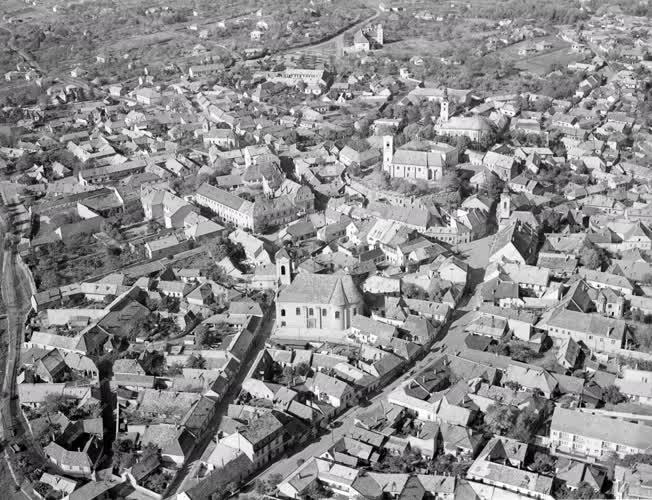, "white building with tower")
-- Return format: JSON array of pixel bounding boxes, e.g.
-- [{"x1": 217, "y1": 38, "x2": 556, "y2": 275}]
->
[
  {"x1": 498, "y1": 191, "x2": 512, "y2": 227},
  {"x1": 275, "y1": 248, "x2": 364, "y2": 334},
  {"x1": 435, "y1": 95, "x2": 495, "y2": 143},
  {"x1": 345, "y1": 24, "x2": 384, "y2": 53},
  {"x1": 382, "y1": 135, "x2": 458, "y2": 181}
]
